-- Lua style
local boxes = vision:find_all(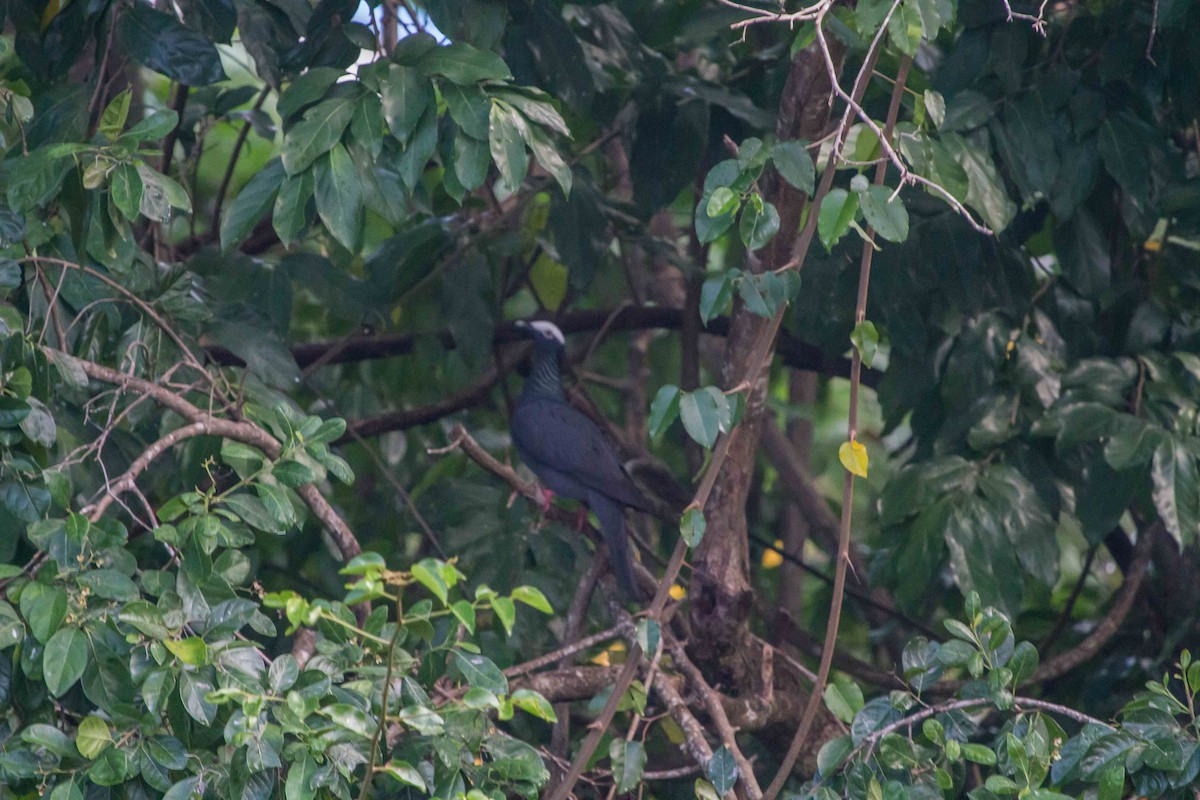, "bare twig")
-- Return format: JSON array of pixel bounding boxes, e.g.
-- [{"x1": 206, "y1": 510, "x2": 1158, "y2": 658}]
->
[
  {"x1": 504, "y1": 624, "x2": 625, "y2": 679},
  {"x1": 668, "y1": 634, "x2": 762, "y2": 799},
  {"x1": 1029, "y1": 524, "x2": 1155, "y2": 685},
  {"x1": 86, "y1": 421, "x2": 211, "y2": 521},
  {"x1": 1038, "y1": 543, "x2": 1099, "y2": 651},
  {"x1": 211, "y1": 84, "x2": 272, "y2": 231}
]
